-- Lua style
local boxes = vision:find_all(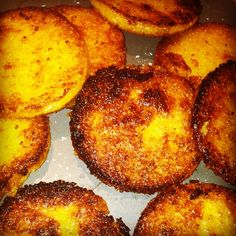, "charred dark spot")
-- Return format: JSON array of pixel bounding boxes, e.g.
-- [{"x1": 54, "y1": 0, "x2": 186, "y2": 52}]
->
[
  {"x1": 35, "y1": 224, "x2": 58, "y2": 236},
  {"x1": 17, "y1": 166, "x2": 28, "y2": 176},
  {"x1": 141, "y1": 3, "x2": 152, "y2": 11},
  {"x1": 173, "y1": 11, "x2": 192, "y2": 23},
  {"x1": 118, "y1": 67, "x2": 153, "y2": 82},
  {"x1": 0, "y1": 177, "x2": 10, "y2": 190},
  {"x1": 34, "y1": 26, "x2": 39, "y2": 32},
  {"x1": 143, "y1": 88, "x2": 168, "y2": 112},
  {"x1": 190, "y1": 187, "x2": 204, "y2": 200},
  {"x1": 19, "y1": 11, "x2": 31, "y2": 20},
  {"x1": 116, "y1": 218, "x2": 130, "y2": 236}
]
